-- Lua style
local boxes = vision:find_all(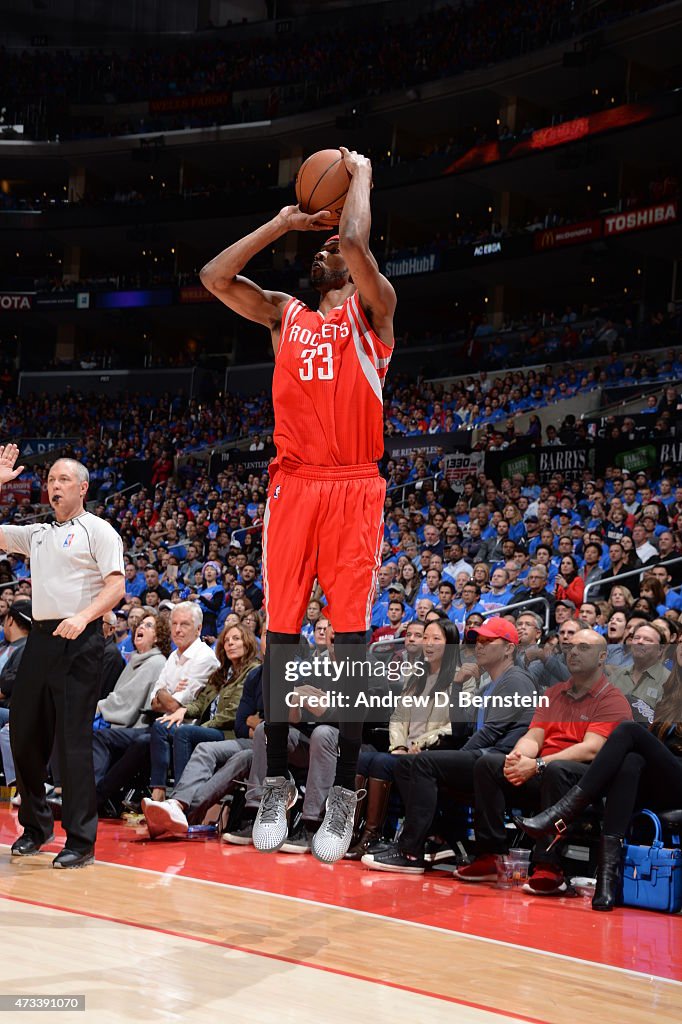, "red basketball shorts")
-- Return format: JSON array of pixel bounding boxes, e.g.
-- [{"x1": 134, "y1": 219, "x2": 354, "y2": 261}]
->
[{"x1": 262, "y1": 459, "x2": 385, "y2": 634}]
